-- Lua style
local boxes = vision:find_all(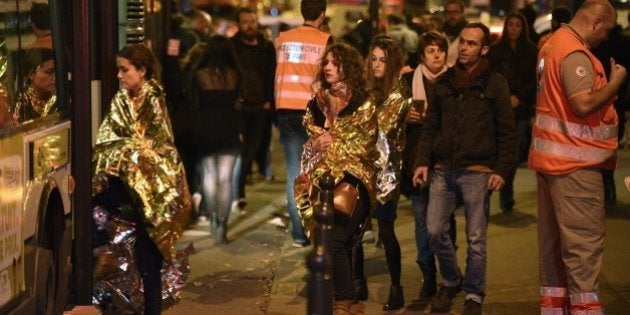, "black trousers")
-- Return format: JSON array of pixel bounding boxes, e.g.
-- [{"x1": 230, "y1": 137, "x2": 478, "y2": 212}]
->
[
  {"x1": 237, "y1": 110, "x2": 268, "y2": 198},
  {"x1": 332, "y1": 179, "x2": 370, "y2": 301},
  {"x1": 135, "y1": 227, "x2": 163, "y2": 315}
]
